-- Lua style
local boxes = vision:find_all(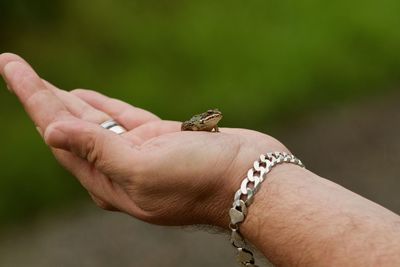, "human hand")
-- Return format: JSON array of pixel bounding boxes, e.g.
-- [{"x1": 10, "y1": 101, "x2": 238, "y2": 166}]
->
[{"x1": 0, "y1": 53, "x2": 289, "y2": 228}]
